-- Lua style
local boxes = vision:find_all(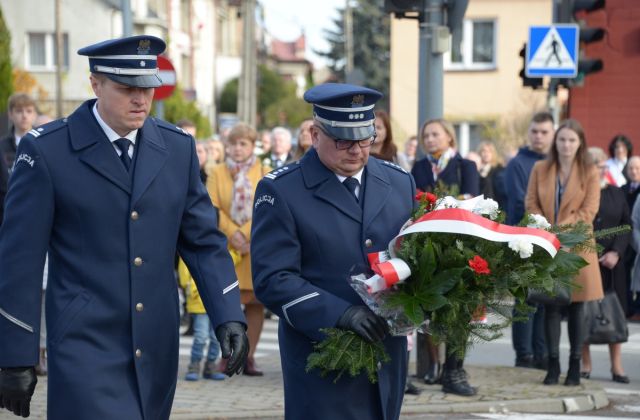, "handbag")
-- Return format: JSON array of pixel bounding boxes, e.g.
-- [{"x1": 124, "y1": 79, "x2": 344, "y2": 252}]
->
[
  {"x1": 584, "y1": 290, "x2": 628, "y2": 344},
  {"x1": 526, "y1": 283, "x2": 571, "y2": 306}
]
